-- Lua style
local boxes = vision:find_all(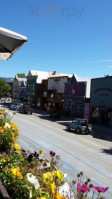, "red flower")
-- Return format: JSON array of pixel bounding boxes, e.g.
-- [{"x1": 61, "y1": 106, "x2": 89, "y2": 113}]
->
[
  {"x1": 77, "y1": 183, "x2": 90, "y2": 192},
  {"x1": 93, "y1": 186, "x2": 109, "y2": 193}
]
